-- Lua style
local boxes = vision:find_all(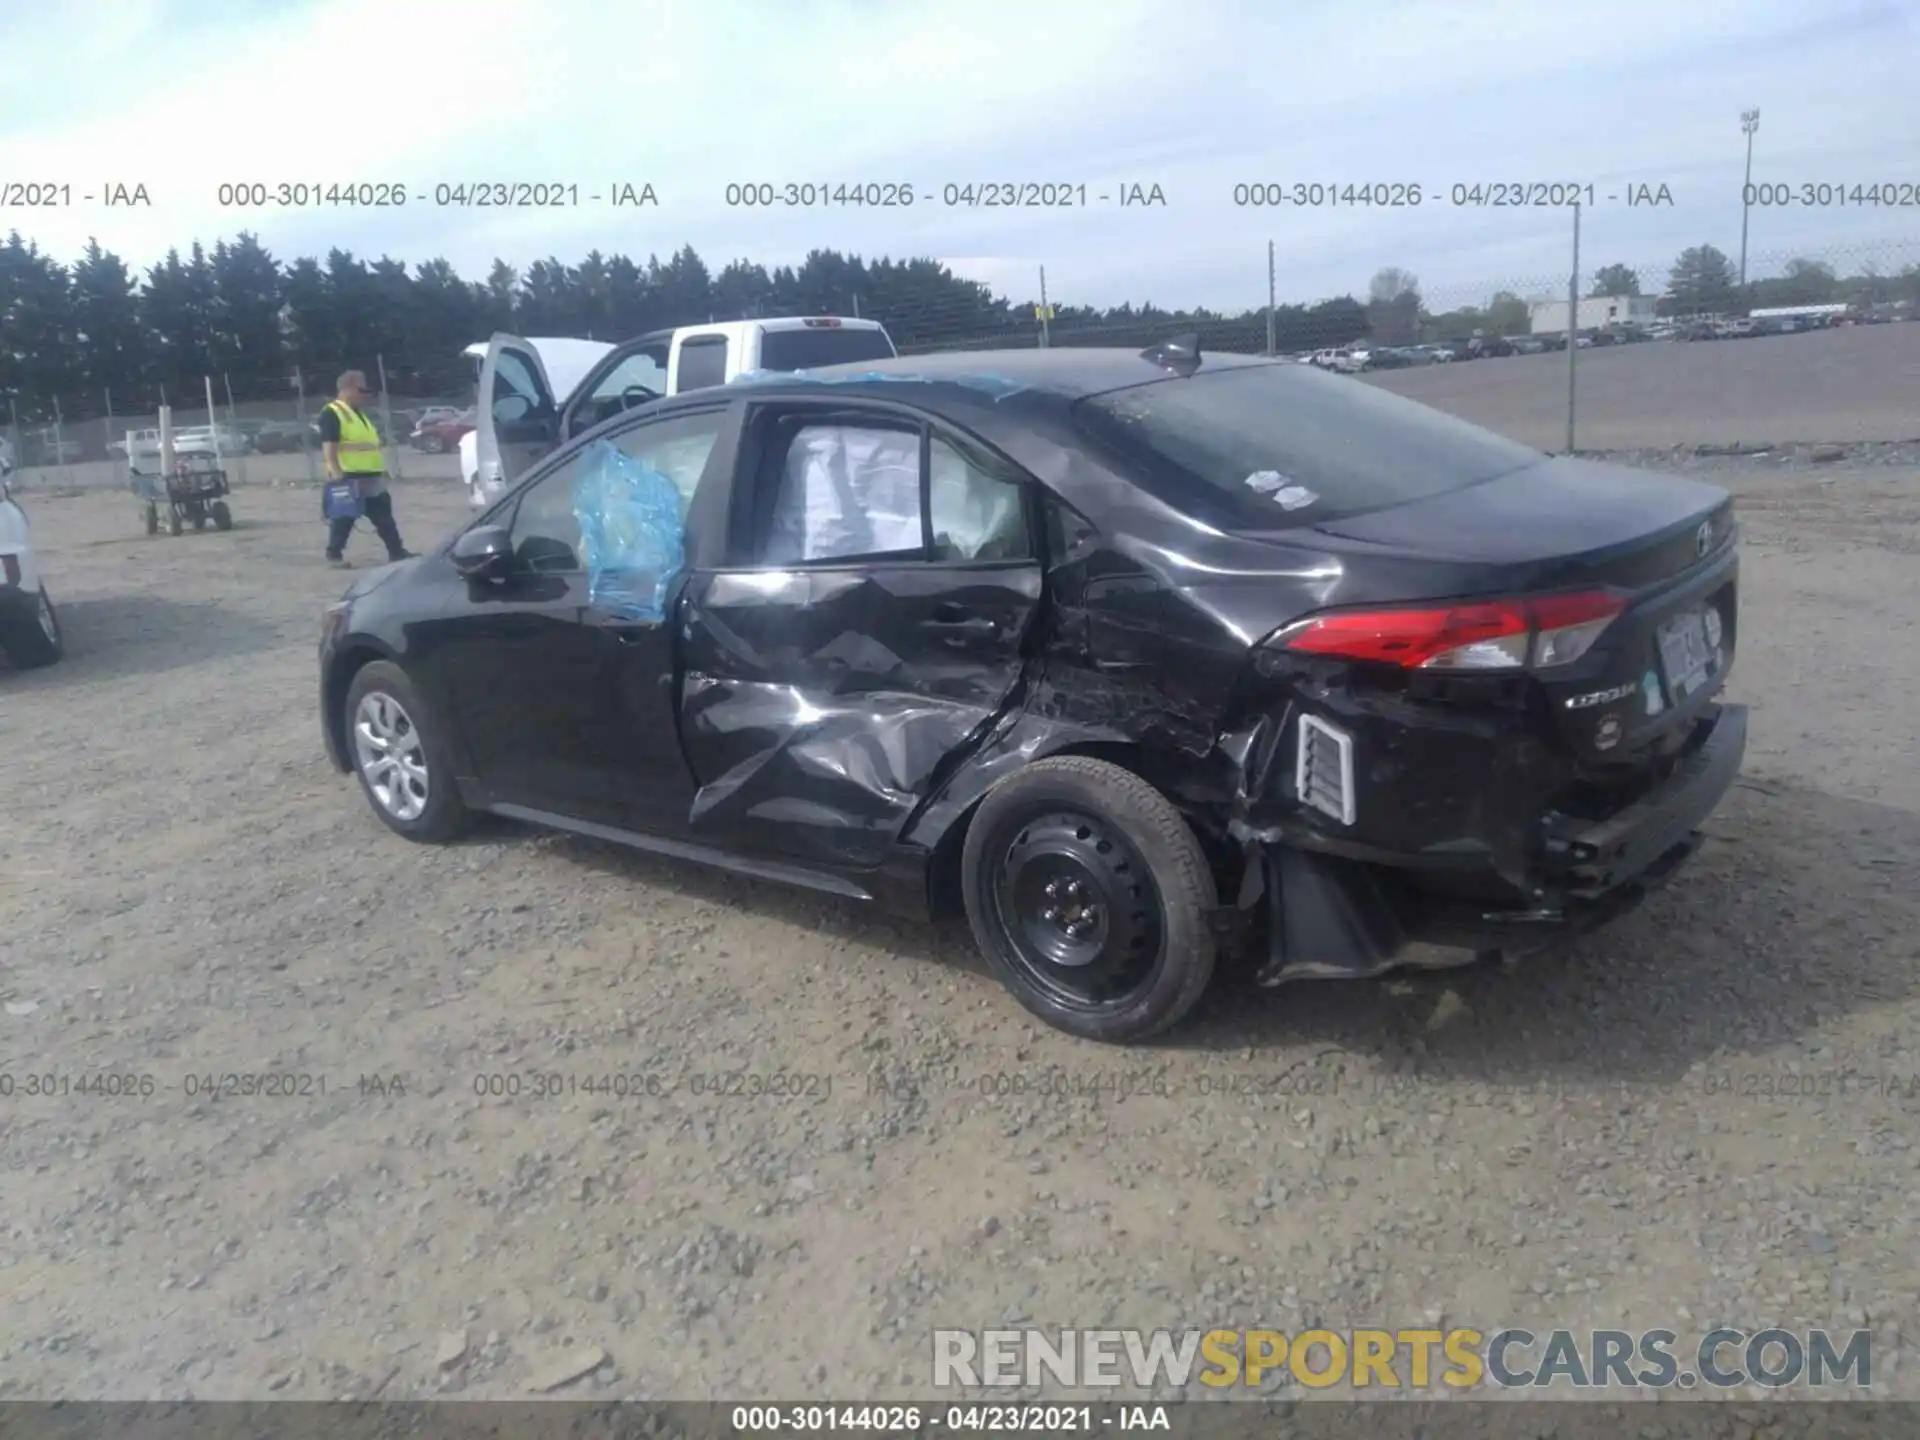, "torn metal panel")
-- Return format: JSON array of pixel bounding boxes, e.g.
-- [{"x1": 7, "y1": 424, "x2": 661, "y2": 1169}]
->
[{"x1": 570, "y1": 437, "x2": 687, "y2": 623}]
